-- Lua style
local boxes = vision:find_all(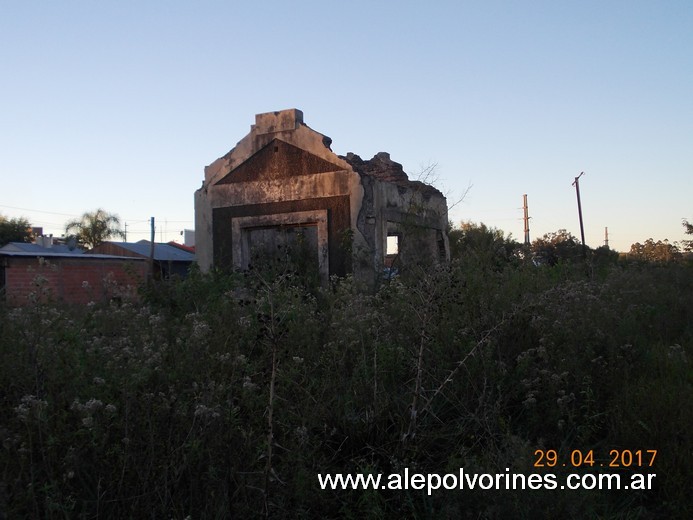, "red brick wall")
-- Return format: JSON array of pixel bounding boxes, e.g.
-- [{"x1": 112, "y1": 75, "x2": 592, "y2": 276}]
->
[{"x1": 1, "y1": 256, "x2": 147, "y2": 305}]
